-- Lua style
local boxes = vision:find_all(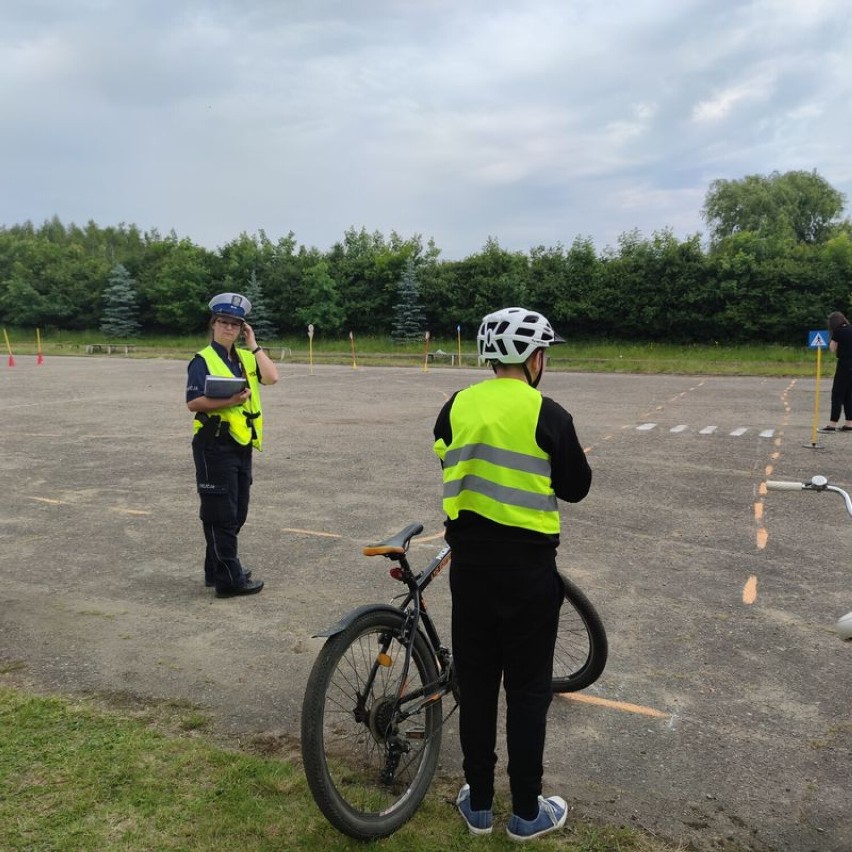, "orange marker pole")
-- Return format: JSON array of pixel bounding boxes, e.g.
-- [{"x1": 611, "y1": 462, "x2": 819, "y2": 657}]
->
[
  {"x1": 36, "y1": 327, "x2": 44, "y2": 365},
  {"x1": 422, "y1": 331, "x2": 431, "y2": 372},
  {"x1": 349, "y1": 331, "x2": 357, "y2": 369},
  {"x1": 3, "y1": 328, "x2": 14, "y2": 367}
]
